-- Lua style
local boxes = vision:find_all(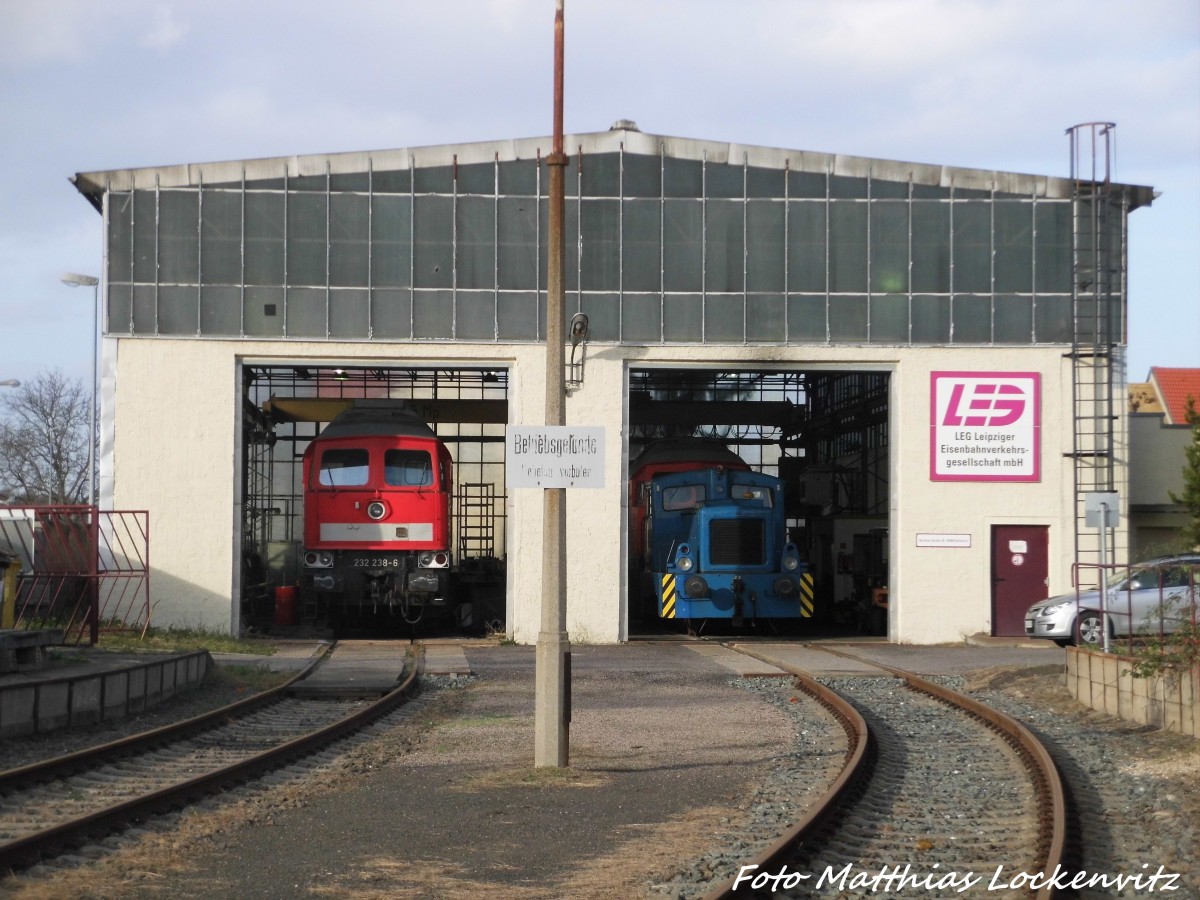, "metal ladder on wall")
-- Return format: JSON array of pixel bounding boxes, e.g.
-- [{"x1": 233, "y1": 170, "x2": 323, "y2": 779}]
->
[
  {"x1": 1066, "y1": 123, "x2": 1125, "y2": 579},
  {"x1": 456, "y1": 482, "x2": 497, "y2": 561},
  {"x1": 241, "y1": 403, "x2": 276, "y2": 566}
]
